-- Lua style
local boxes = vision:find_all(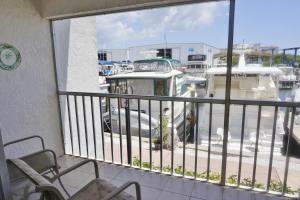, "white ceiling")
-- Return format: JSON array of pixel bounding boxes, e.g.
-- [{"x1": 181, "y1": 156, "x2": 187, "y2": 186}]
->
[{"x1": 31, "y1": 0, "x2": 226, "y2": 20}]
